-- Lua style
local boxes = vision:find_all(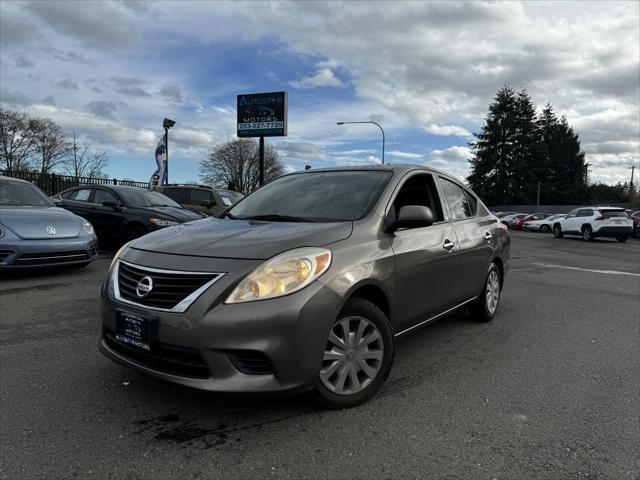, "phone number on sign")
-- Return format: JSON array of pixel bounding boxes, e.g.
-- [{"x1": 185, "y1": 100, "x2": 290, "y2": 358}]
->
[{"x1": 238, "y1": 122, "x2": 284, "y2": 130}]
